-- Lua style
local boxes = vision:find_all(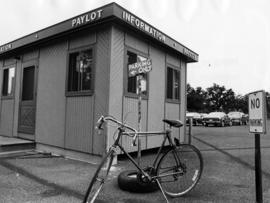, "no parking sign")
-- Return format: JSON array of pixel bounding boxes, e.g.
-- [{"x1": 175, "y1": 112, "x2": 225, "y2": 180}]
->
[
  {"x1": 248, "y1": 90, "x2": 267, "y2": 134},
  {"x1": 248, "y1": 90, "x2": 267, "y2": 203}
]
